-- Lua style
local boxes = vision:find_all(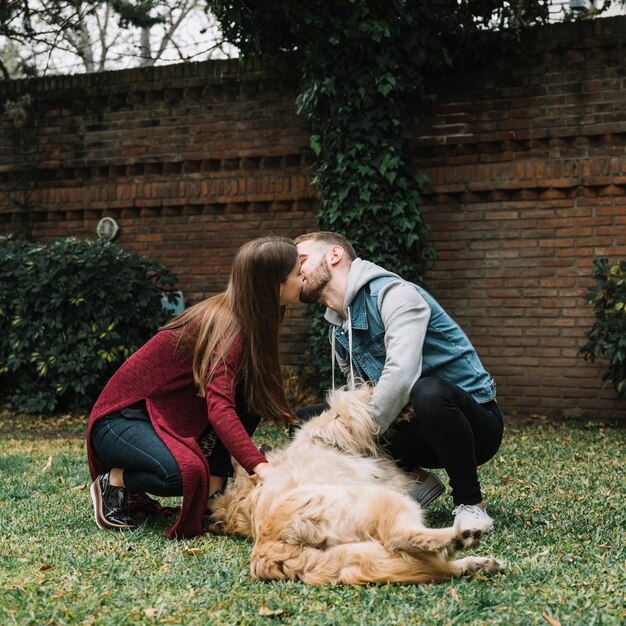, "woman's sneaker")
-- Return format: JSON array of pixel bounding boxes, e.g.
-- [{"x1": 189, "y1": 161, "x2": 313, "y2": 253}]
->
[
  {"x1": 90, "y1": 473, "x2": 138, "y2": 531},
  {"x1": 409, "y1": 470, "x2": 446, "y2": 508},
  {"x1": 452, "y1": 504, "x2": 494, "y2": 534}
]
